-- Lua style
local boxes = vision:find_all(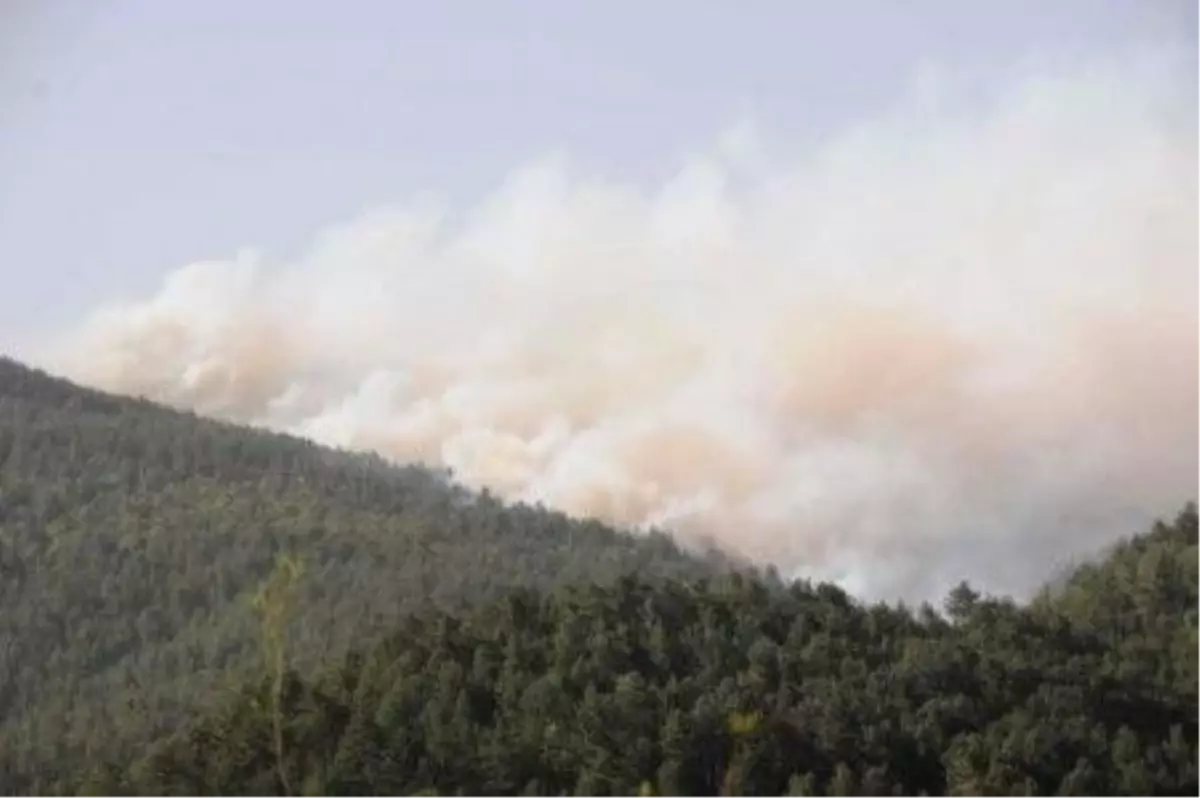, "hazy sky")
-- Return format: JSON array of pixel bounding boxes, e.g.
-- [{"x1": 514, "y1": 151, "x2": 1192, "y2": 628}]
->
[{"x1": 0, "y1": 0, "x2": 1194, "y2": 350}]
